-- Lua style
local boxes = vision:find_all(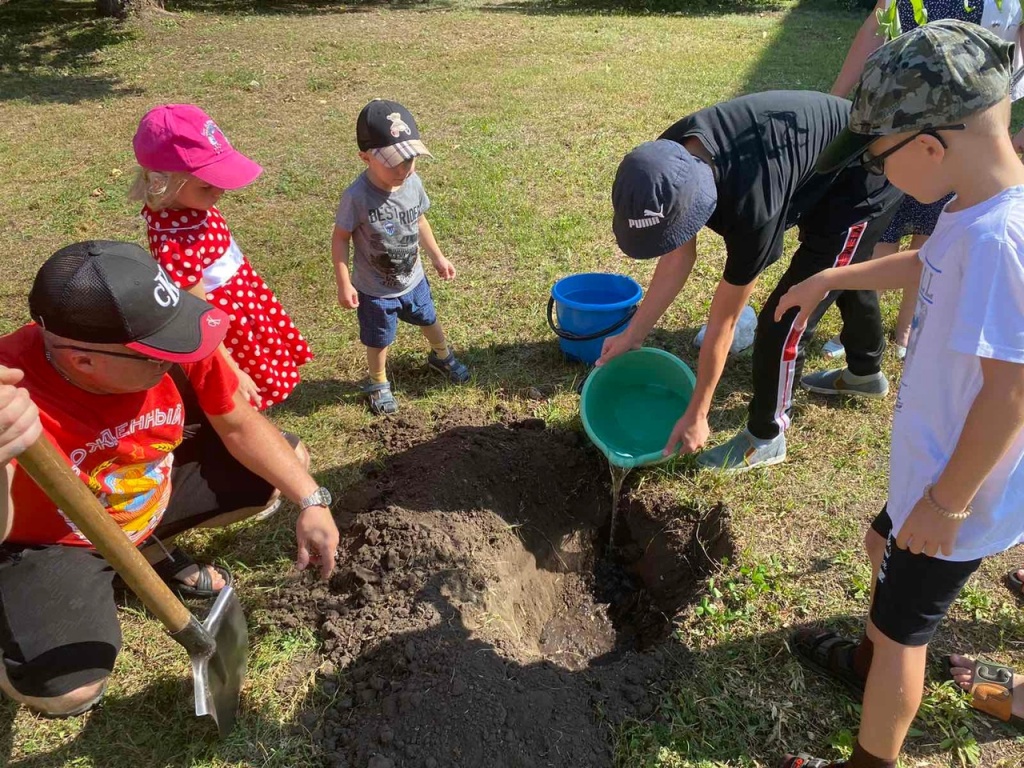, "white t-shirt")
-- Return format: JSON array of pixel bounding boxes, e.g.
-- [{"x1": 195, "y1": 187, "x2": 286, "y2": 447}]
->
[{"x1": 888, "y1": 186, "x2": 1024, "y2": 562}]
